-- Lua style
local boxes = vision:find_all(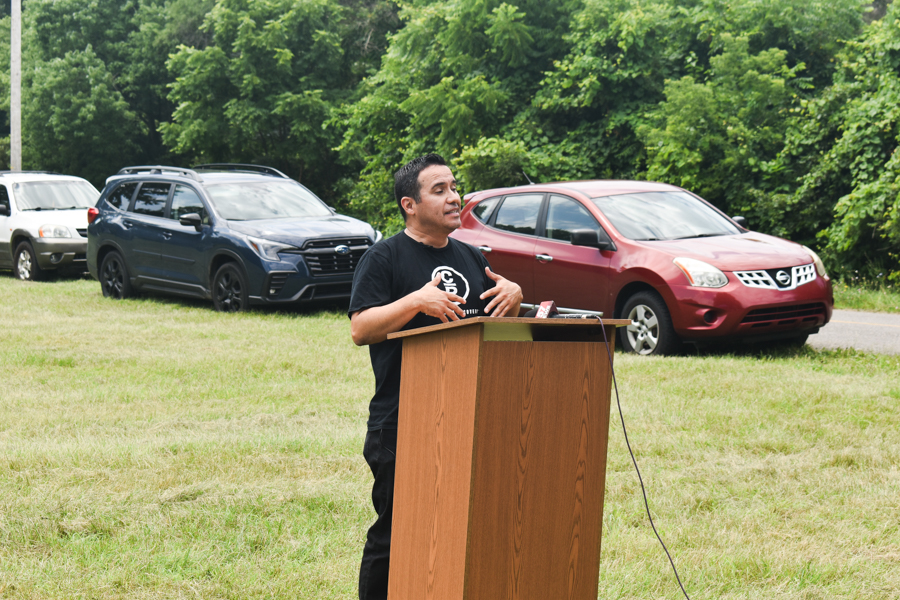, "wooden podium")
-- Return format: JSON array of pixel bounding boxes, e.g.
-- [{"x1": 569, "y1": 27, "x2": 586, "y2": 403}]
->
[{"x1": 386, "y1": 316, "x2": 628, "y2": 600}]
